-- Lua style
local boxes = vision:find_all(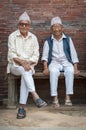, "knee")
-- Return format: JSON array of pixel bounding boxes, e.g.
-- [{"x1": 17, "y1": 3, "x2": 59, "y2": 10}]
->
[{"x1": 65, "y1": 67, "x2": 74, "y2": 75}]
